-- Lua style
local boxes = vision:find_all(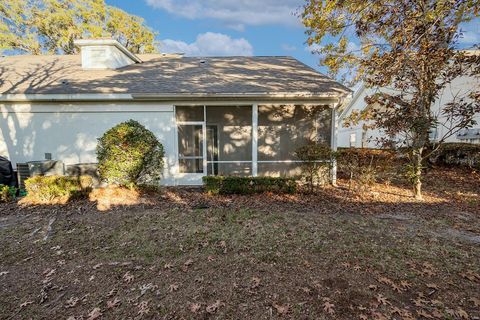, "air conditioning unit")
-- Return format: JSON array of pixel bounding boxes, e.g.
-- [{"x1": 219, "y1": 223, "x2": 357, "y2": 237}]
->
[{"x1": 27, "y1": 160, "x2": 65, "y2": 176}]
